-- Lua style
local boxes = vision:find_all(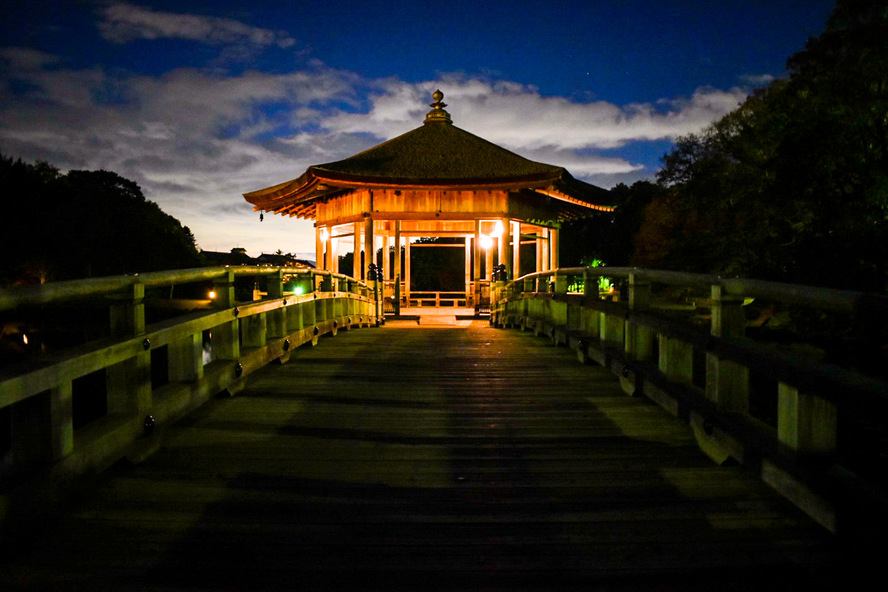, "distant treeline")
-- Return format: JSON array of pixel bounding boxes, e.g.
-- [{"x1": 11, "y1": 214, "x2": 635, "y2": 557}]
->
[
  {"x1": 564, "y1": 0, "x2": 888, "y2": 293},
  {"x1": 0, "y1": 154, "x2": 203, "y2": 285}
]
